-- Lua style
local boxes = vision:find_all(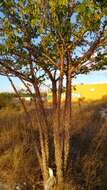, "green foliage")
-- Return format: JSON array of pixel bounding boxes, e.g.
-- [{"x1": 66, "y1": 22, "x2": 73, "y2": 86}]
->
[
  {"x1": 0, "y1": 0, "x2": 107, "y2": 80},
  {"x1": 94, "y1": 0, "x2": 107, "y2": 9},
  {"x1": 76, "y1": 0, "x2": 102, "y2": 30}
]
